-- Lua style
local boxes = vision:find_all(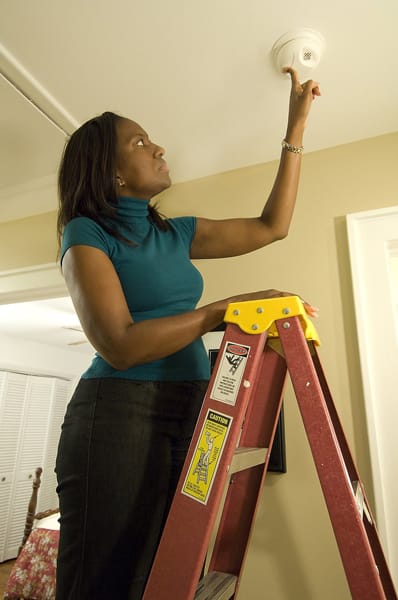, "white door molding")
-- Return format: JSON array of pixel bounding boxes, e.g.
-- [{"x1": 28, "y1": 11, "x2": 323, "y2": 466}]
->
[
  {"x1": 0, "y1": 262, "x2": 67, "y2": 304},
  {"x1": 347, "y1": 205, "x2": 398, "y2": 587}
]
